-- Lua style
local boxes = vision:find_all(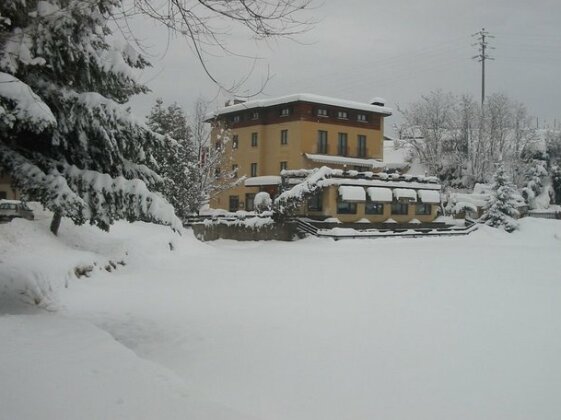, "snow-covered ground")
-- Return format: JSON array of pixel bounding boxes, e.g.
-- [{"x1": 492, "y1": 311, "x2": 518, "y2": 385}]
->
[{"x1": 2, "y1": 216, "x2": 561, "y2": 419}]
